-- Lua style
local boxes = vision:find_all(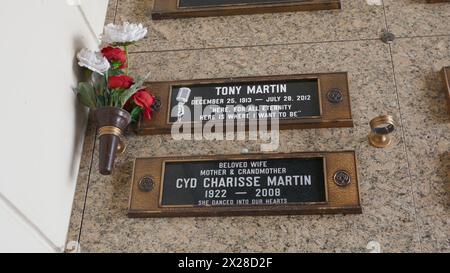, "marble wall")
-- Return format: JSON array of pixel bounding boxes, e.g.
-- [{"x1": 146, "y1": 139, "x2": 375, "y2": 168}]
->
[{"x1": 66, "y1": 0, "x2": 449, "y2": 253}]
